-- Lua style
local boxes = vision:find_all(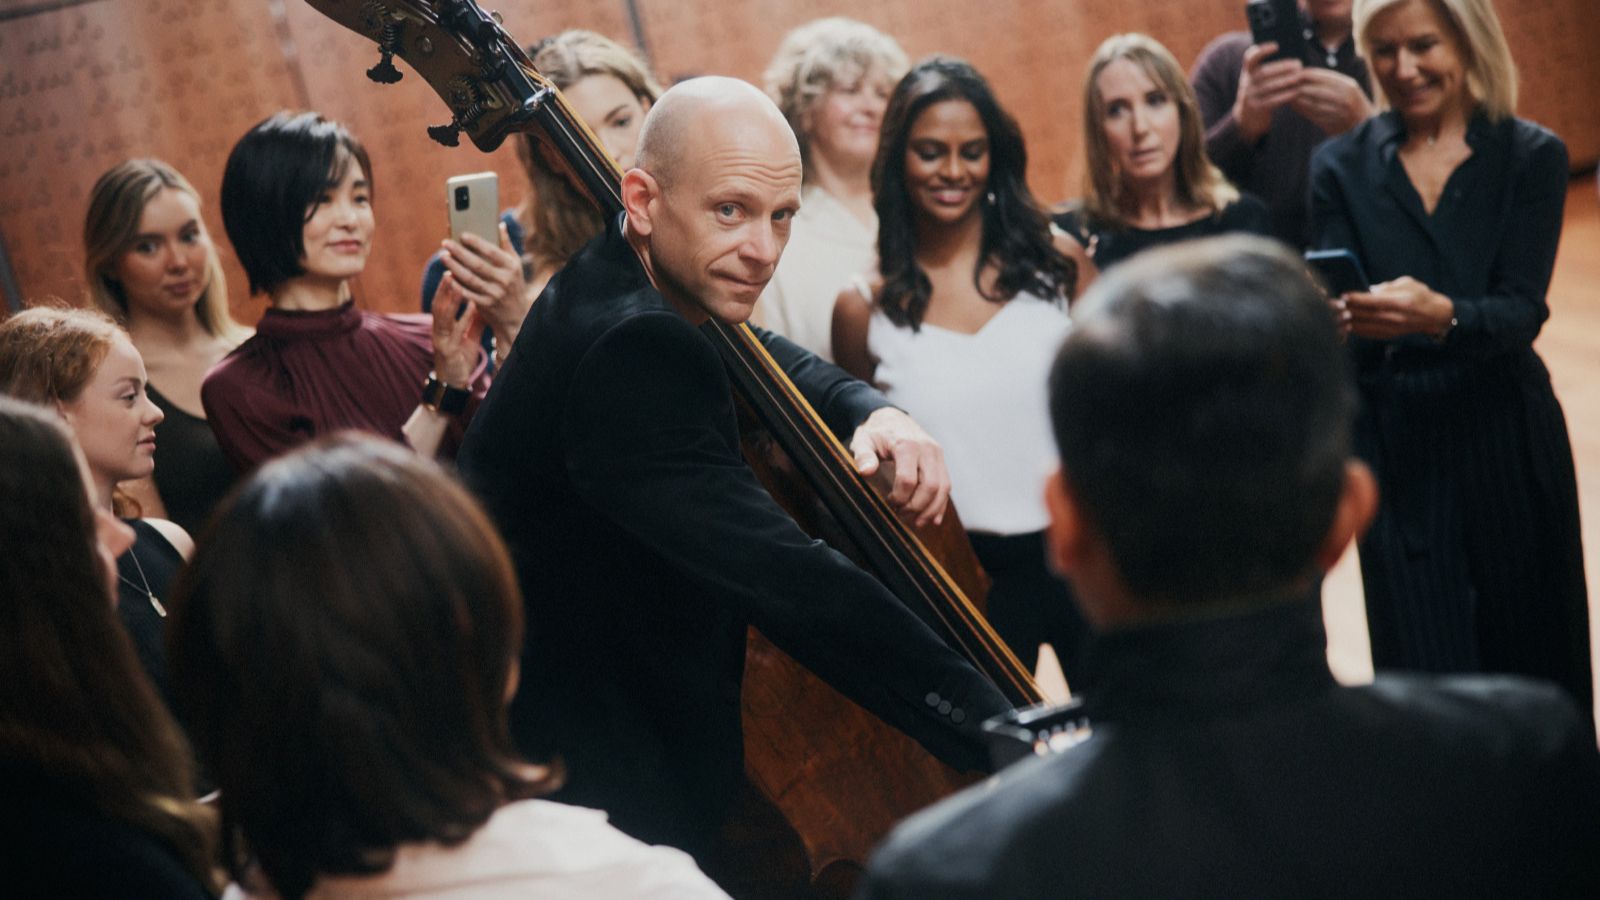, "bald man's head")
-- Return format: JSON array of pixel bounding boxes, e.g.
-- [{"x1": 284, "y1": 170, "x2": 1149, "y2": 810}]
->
[
  {"x1": 620, "y1": 75, "x2": 804, "y2": 326},
  {"x1": 634, "y1": 76, "x2": 799, "y2": 188}
]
